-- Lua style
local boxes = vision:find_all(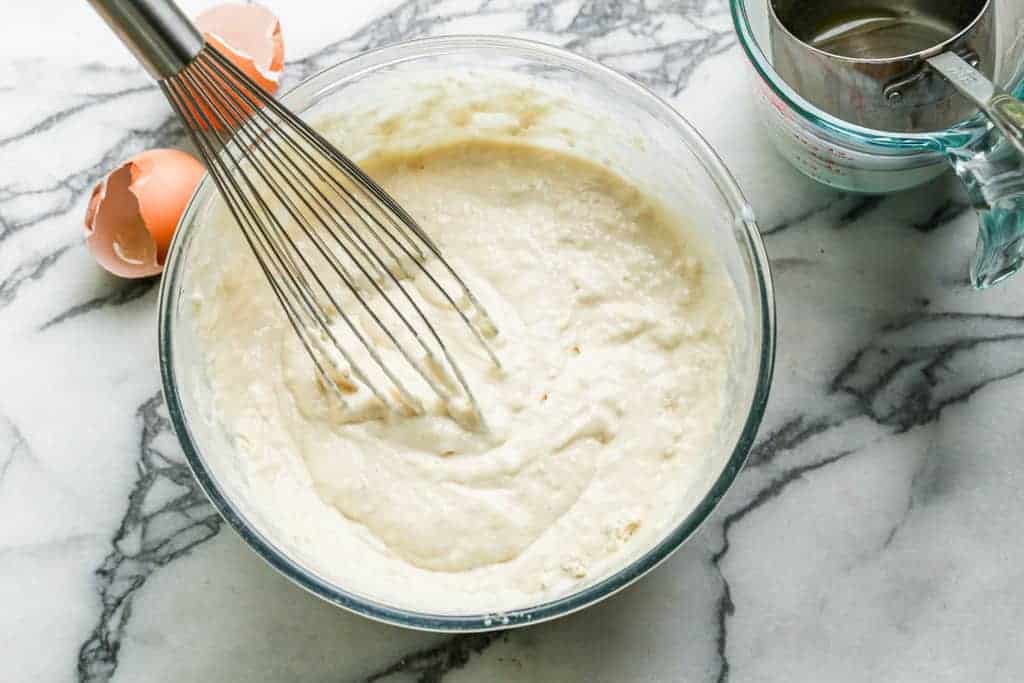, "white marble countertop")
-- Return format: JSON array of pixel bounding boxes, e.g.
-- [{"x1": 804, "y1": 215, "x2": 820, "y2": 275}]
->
[{"x1": 4, "y1": 1, "x2": 1024, "y2": 681}]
